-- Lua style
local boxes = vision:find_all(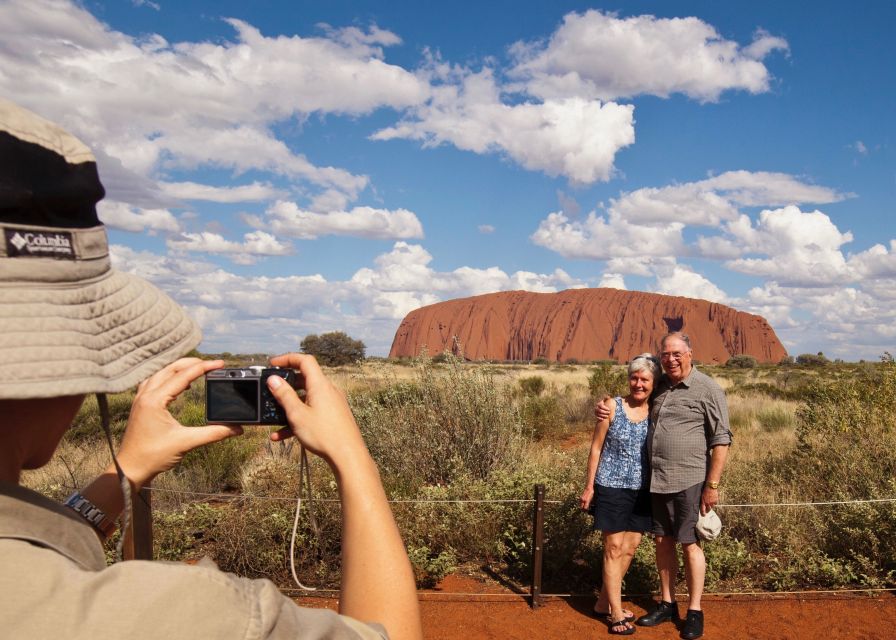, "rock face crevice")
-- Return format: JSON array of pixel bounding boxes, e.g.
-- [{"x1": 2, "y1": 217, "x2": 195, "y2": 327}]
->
[{"x1": 388, "y1": 289, "x2": 787, "y2": 364}]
